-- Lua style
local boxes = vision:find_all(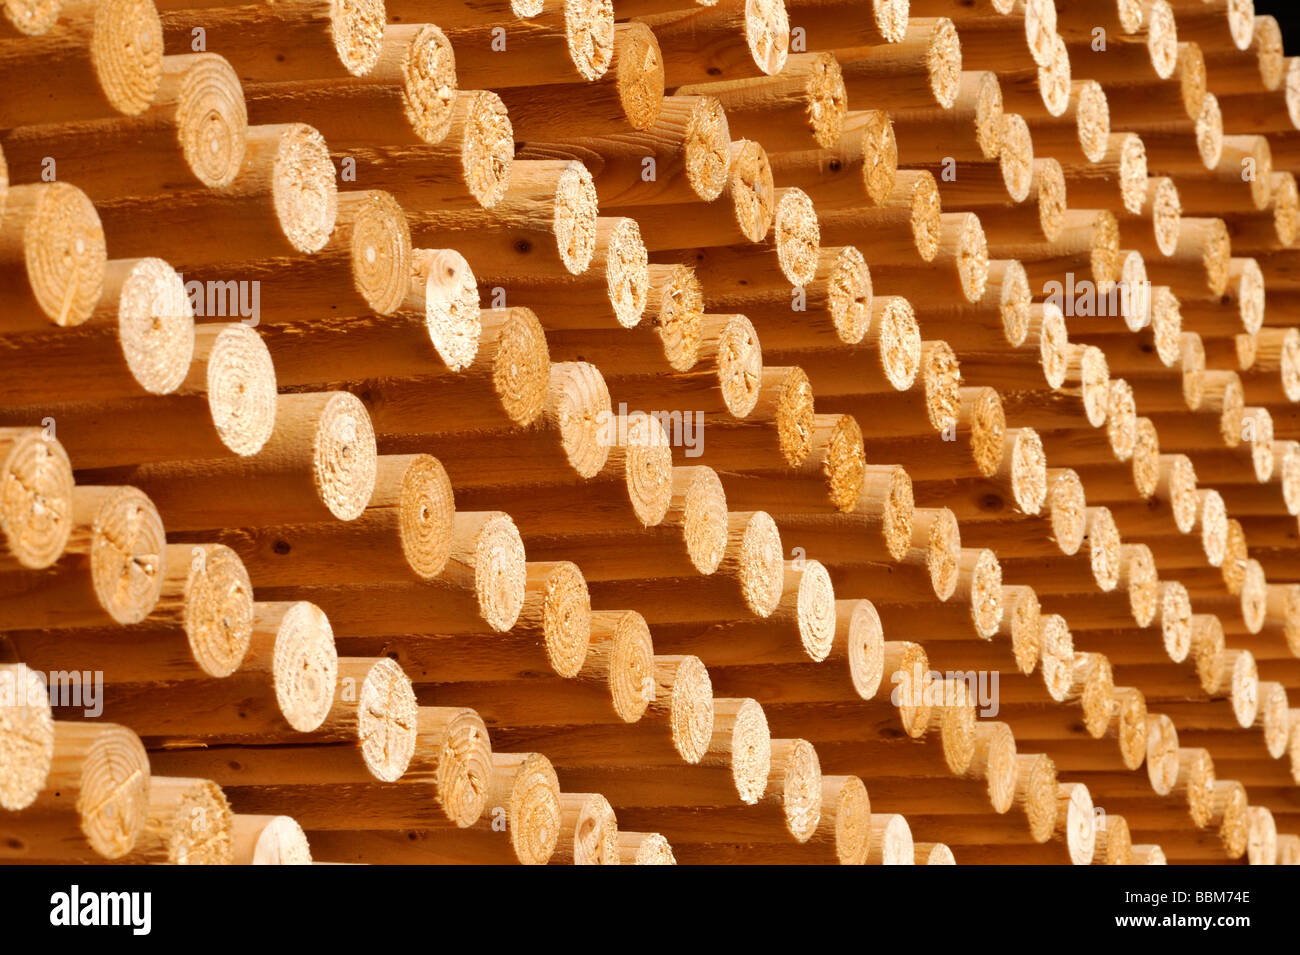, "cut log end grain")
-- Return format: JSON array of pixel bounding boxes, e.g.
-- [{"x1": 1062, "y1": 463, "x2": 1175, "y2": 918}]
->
[
  {"x1": 680, "y1": 95, "x2": 732, "y2": 203},
  {"x1": 2, "y1": 0, "x2": 57, "y2": 34},
  {"x1": 869, "y1": 812, "x2": 913, "y2": 865},
  {"x1": 1199, "y1": 490, "x2": 1228, "y2": 568},
  {"x1": 940, "y1": 696, "x2": 978, "y2": 786},
  {"x1": 1131, "y1": 418, "x2": 1159, "y2": 499},
  {"x1": 840, "y1": 598, "x2": 883, "y2": 700},
  {"x1": 592, "y1": 609, "x2": 653, "y2": 723},
  {"x1": 713, "y1": 313, "x2": 763, "y2": 418},
  {"x1": 728, "y1": 139, "x2": 776, "y2": 244},
  {"x1": 1039, "y1": 613, "x2": 1074, "y2": 702},
  {"x1": 737, "y1": 510, "x2": 784, "y2": 617},
  {"x1": 137, "y1": 777, "x2": 233, "y2": 865},
  {"x1": 1146, "y1": 0, "x2": 1177, "y2": 79},
  {"x1": 77, "y1": 485, "x2": 166, "y2": 625},
  {"x1": 1123, "y1": 544, "x2": 1158, "y2": 629},
  {"x1": 967, "y1": 386, "x2": 1006, "y2": 479},
  {"x1": 824, "y1": 245, "x2": 871, "y2": 344},
  {"x1": 805, "y1": 52, "x2": 847, "y2": 149},
  {"x1": 1060, "y1": 783, "x2": 1096, "y2": 866},
  {"x1": 1016, "y1": 753, "x2": 1058, "y2": 844},
  {"x1": 999, "y1": 114, "x2": 1033, "y2": 203},
  {"x1": 470, "y1": 513, "x2": 528, "y2": 634},
  {"x1": 774, "y1": 188, "x2": 820, "y2": 288},
  {"x1": 887, "y1": 641, "x2": 931, "y2": 738},
  {"x1": 909, "y1": 171, "x2": 942, "y2": 262},
  {"x1": 648, "y1": 264, "x2": 704, "y2": 371},
  {"x1": 1216, "y1": 782, "x2": 1250, "y2": 859},
  {"x1": 310, "y1": 391, "x2": 377, "y2": 521},
  {"x1": 823, "y1": 774, "x2": 870, "y2": 864},
  {"x1": 203, "y1": 323, "x2": 277, "y2": 457},
  {"x1": 57, "y1": 722, "x2": 150, "y2": 860},
  {"x1": 328, "y1": 0, "x2": 386, "y2": 77},
  {"x1": 874, "y1": 463, "x2": 914, "y2": 563},
  {"x1": 554, "y1": 161, "x2": 599, "y2": 275},
  {"x1": 531, "y1": 560, "x2": 591, "y2": 677},
  {"x1": 264, "y1": 601, "x2": 339, "y2": 733},
  {"x1": 611, "y1": 22, "x2": 665, "y2": 132},
  {"x1": 773, "y1": 366, "x2": 814, "y2": 466},
  {"x1": 1087, "y1": 507, "x2": 1121, "y2": 593},
  {"x1": 926, "y1": 17, "x2": 961, "y2": 109},
  {"x1": 1269, "y1": 175, "x2": 1297, "y2": 247},
  {"x1": 976, "y1": 721, "x2": 1017, "y2": 815},
  {"x1": 492, "y1": 752, "x2": 562, "y2": 865},
  {"x1": 1145, "y1": 713, "x2": 1180, "y2": 797},
  {"x1": 557, "y1": 792, "x2": 618, "y2": 864},
  {"x1": 743, "y1": 0, "x2": 789, "y2": 77},
  {"x1": 620, "y1": 831, "x2": 675, "y2": 864},
  {"x1": 713, "y1": 697, "x2": 771, "y2": 804},
  {"x1": 1075, "y1": 80, "x2": 1110, "y2": 164},
  {"x1": 875, "y1": 296, "x2": 921, "y2": 391},
  {"x1": 794, "y1": 559, "x2": 836, "y2": 661},
  {"x1": 394, "y1": 454, "x2": 455, "y2": 580},
  {"x1": 1260, "y1": 682, "x2": 1291, "y2": 759},
  {"x1": 820, "y1": 414, "x2": 866, "y2": 513},
  {"x1": 172, "y1": 53, "x2": 247, "y2": 189},
  {"x1": 177, "y1": 543, "x2": 254, "y2": 679},
  {"x1": 418, "y1": 706, "x2": 492, "y2": 828},
  {"x1": 460, "y1": 91, "x2": 515, "y2": 209},
  {"x1": 676, "y1": 465, "x2": 728, "y2": 574},
  {"x1": 854, "y1": 109, "x2": 897, "y2": 206},
  {"x1": 1038, "y1": 34, "x2": 1071, "y2": 117},
  {"x1": 619, "y1": 412, "x2": 673, "y2": 527},
  {"x1": 660, "y1": 654, "x2": 714, "y2": 764},
  {"x1": 1246, "y1": 808, "x2": 1277, "y2": 866},
  {"x1": 601, "y1": 217, "x2": 649, "y2": 328},
  {"x1": 0, "y1": 663, "x2": 54, "y2": 811},
  {"x1": 956, "y1": 213, "x2": 990, "y2": 302},
  {"x1": 343, "y1": 190, "x2": 412, "y2": 318},
  {"x1": 350, "y1": 656, "x2": 419, "y2": 782},
  {"x1": 401, "y1": 25, "x2": 457, "y2": 146},
  {"x1": 968, "y1": 548, "x2": 1003, "y2": 639},
  {"x1": 1255, "y1": 16, "x2": 1285, "y2": 89},
  {"x1": 4, "y1": 183, "x2": 106, "y2": 328},
  {"x1": 1104, "y1": 379, "x2": 1138, "y2": 461},
  {"x1": 1004, "y1": 585, "x2": 1041, "y2": 675},
  {"x1": 110, "y1": 257, "x2": 194, "y2": 396},
  {"x1": 562, "y1": 0, "x2": 616, "y2": 81},
  {"x1": 413, "y1": 248, "x2": 481, "y2": 372},
  {"x1": 1080, "y1": 655, "x2": 1115, "y2": 739},
  {"x1": 267, "y1": 124, "x2": 339, "y2": 255},
  {"x1": 774, "y1": 738, "x2": 821, "y2": 841},
  {"x1": 1, "y1": 428, "x2": 74, "y2": 570},
  {"x1": 88, "y1": 0, "x2": 163, "y2": 115},
  {"x1": 548, "y1": 361, "x2": 611, "y2": 479},
  {"x1": 922, "y1": 341, "x2": 960, "y2": 434},
  {"x1": 1150, "y1": 178, "x2": 1182, "y2": 257},
  {"x1": 1230, "y1": 652, "x2": 1259, "y2": 729},
  {"x1": 231, "y1": 814, "x2": 312, "y2": 865}
]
